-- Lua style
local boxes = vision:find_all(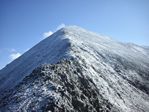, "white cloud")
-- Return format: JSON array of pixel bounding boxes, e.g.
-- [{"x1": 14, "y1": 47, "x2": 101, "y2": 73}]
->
[
  {"x1": 56, "y1": 23, "x2": 66, "y2": 31},
  {"x1": 10, "y1": 48, "x2": 16, "y2": 52},
  {"x1": 42, "y1": 23, "x2": 66, "y2": 39},
  {"x1": 43, "y1": 31, "x2": 53, "y2": 38},
  {"x1": 10, "y1": 52, "x2": 21, "y2": 60}
]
